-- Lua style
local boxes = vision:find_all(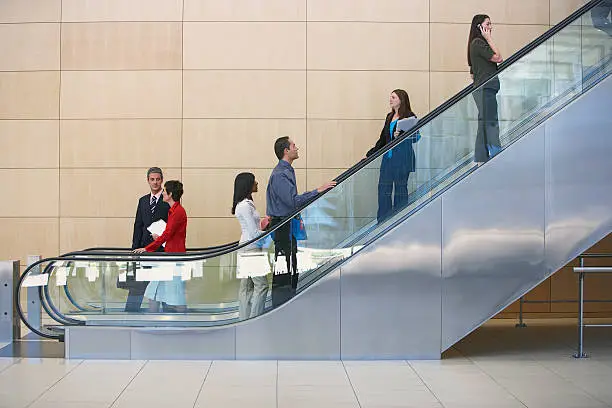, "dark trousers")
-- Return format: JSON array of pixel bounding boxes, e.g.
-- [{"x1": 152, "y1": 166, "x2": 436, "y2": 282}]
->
[
  {"x1": 592, "y1": 4, "x2": 612, "y2": 36},
  {"x1": 125, "y1": 280, "x2": 148, "y2": 312},
  {"x1": 269, "y1": 217, "x2": 298, "y2": 307},
  {"x1": 473, "y1": 87, "x2": 501, "y2": 163},
  {"x1": 377, "y1": 156, "x2": 411, "y2": 222}
]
